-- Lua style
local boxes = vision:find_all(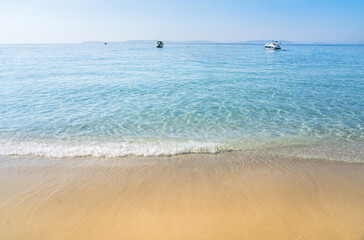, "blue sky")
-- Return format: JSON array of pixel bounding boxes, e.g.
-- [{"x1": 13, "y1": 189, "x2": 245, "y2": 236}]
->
[{"x1": 0, "y1": 0, "x2": 363, "y2": 44}]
